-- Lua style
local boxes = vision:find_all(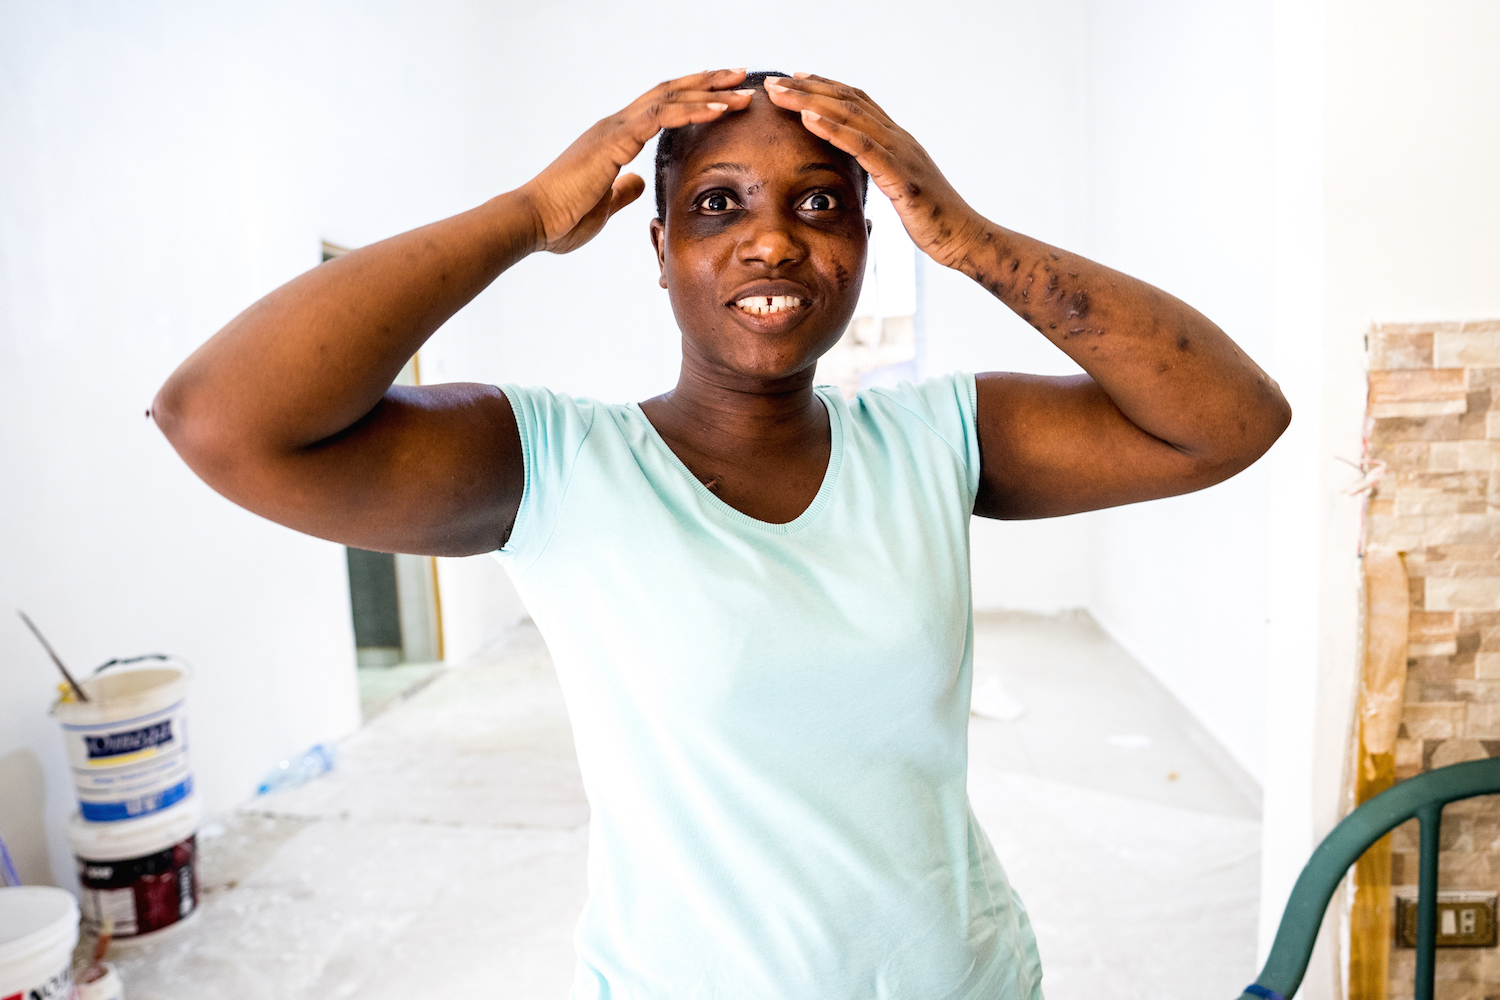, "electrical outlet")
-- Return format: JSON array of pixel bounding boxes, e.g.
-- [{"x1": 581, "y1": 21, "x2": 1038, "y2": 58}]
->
[{"x1": 1394, "y1": 892, "x2": 1498, "y2": 948}]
